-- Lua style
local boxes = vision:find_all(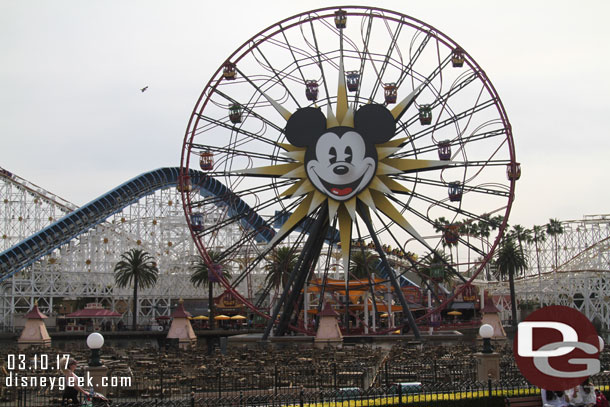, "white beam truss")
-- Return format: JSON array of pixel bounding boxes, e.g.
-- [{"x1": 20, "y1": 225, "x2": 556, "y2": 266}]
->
[
  {"x1": 0, "y1": 169, "x2": 267, "y2": 330},
  {"x1": 483, "y1": 216, "x2": 610, "y2": 329}
]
